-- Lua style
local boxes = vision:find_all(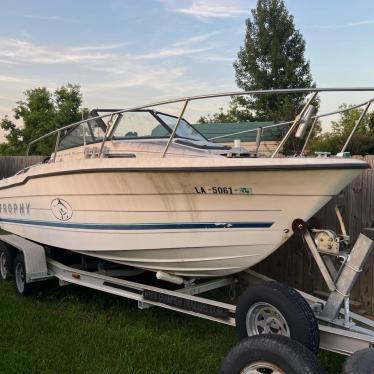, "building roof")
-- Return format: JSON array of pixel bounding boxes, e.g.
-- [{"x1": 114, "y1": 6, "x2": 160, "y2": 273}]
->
[{"x1": 192, "y1": 121, "x2": 283, "y2": 142}]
